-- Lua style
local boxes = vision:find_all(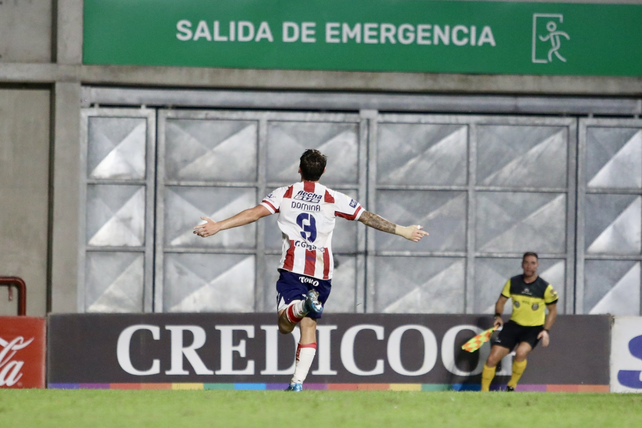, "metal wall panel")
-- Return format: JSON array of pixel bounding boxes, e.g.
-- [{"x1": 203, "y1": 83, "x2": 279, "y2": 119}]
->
[
  {"x1": 163, "y1": 253, "x2": 255, "y2": 313},
  {"x1": 477, "y1": 126, "x2": 568, "y2": 188},
  {"x1": 165, "y1": 119, "x2": 258, "y2": 182},
  {"x1": 475, "y1": 192, "x2": 567, "y2": 253},
  {"x1": 156, "y1": 111, "x2": 365, "y2": 313},
  {"x1": 85, "y1": 252, "x2": 144, "y2": 313},
  {"x1": 377, "y1": 124, "x2": 468, "y2": 186},
  {"x1": 374, "y1": 257, "x2": 466, "y2": 313},
  {"x1": 78, "y1": 105, "x2": 583, "y2": 316},
  {"x1": 370, "y1": 115, "x2": 576, "y2": 315},
  {"x1": 577, "y1": 119, "x2": 642, "y2": 315},
  {"x1": 375, "y1": 190, "x2": 467, "y2": 252},
  {"x1": 584, "y1": 260, "x2": 640, "y2": 315},
  {"x1": 163, "y1": 187, "x2": 257, "y2": 249},
  {"x1": 473, "y1": 258, "x2": 566, "y2": 315},
  {"x1": 80, "y1": 109, "x2": 156, "y2": 313},
  {"x1": 87, "y1": 117, "x2": 147, "y2": 180},
  {"x1": 267, "y1": 121, "x2": 359, "y2": 185},
  {"x1": 86, "y1": 185, "x2": 146, "y2": 247}
]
